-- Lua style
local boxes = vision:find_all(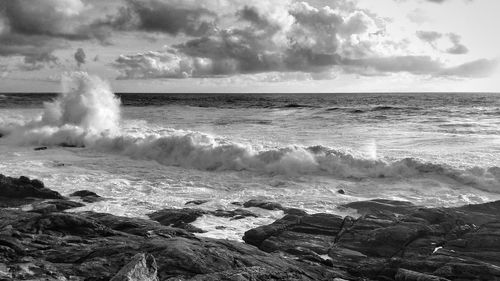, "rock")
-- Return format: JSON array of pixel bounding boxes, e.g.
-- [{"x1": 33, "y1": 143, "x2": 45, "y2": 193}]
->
[
  {"x1": 149, "y1": 208, "x2": 206, "y2": 227},
  {"x1": 70, "y1": 190, "x2": 104, "y2": 203},
  {"x1": 185, "y1": 200, "x2": 210, "y2": 206},
  {"x1": 149, "y1": 208, "x2": 259, "y2": 232},
  {"x1": 244, "y1": 213, "x2": 344, "y2": 257},
  {"x1": 29, "y1": 212, "x2": 115, "y2": 236},
  {"x1": 395, "y1": 268, "x2": 447, "y2": 281},
  {"x1": 0, "y1": 174, "x2": 63, "y2": 200},
  {"x1": 244, "y1": 199, "x2": 500, "y2": 280},
  {"x1": 337, "y1": 189, "x2": 345, "y2": 195},
  {"x1": 0, "y1": 263, "x2": 11, "y2": 279},
  {"x1": 243, "y1": 199, "x2": 284, "y2": 210},
  {"x1": 70, "y1": 190, "x2": 100, "y2": 197},
  {"x1": 213, "y1": 208, "x2": 259, "y2": 219},
  {"x1": 342, "y1": 199, "x2": 418, "y2": 216},
  {"x1": 34, "y1": 147, "x2": 48, "y2": 151},
  {"x1": 28, "y1": 200, "x2": 84, "y2": 214},
  {"x1": 110, "y1": 253, "x2": 159, "y2": 281}
]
